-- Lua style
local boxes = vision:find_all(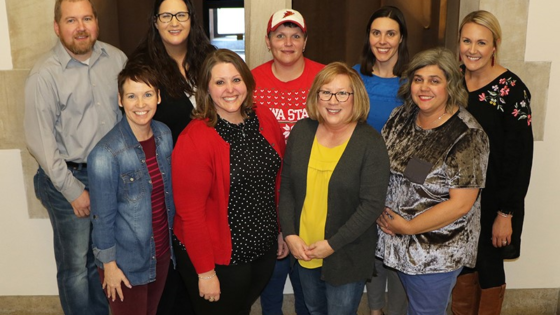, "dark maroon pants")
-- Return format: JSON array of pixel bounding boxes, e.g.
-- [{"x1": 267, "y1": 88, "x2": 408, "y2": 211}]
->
[{"x1": 98, "y1": 251, "x2": 170, "y2": 315}]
